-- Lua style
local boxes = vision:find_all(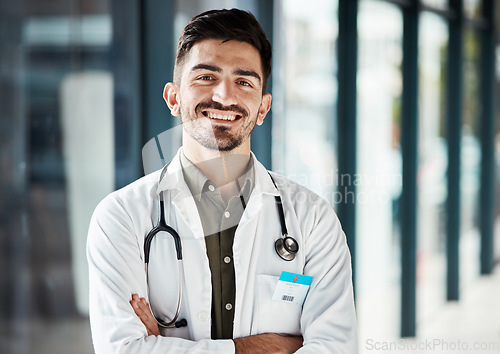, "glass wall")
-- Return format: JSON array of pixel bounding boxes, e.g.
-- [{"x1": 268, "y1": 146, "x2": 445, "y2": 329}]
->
[
  {"x1": 355, "y1": 0, "x2": 403, "y2": 340},
  {"x1": 273, "y1": 0, "x2": 338, "y2": 202},
  {"x1": 421, "y1": 0, "x2": 448, "y2": 10},
  {"x1": 496, "y1": 94, "x2": 500, "y2": 259},
  {"x1": 463, "y1": 0, "x2": 482, "y2": 19},
  {"x1": 460, "y1": 26, "x2": 482, "y2": 289},
  {"x1": 417, "y1": 12, "x2": 448, "y2": 326},
  {"x1": 0, "y1": 1, "x2": 118, "y2": 353},
  {"x1": 496, "y1": 15, "x2": 500, "y2": 263}
]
